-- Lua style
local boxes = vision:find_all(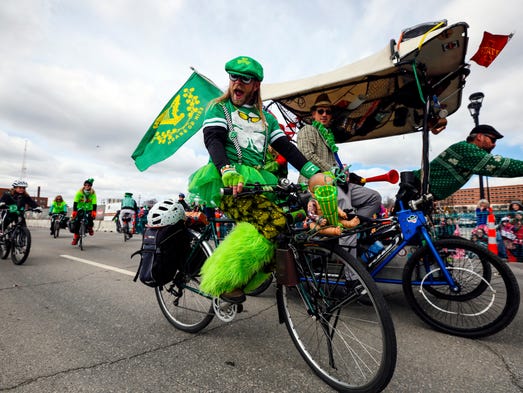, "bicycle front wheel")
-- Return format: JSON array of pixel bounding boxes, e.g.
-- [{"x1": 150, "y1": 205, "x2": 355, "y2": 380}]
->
[
  {"x1": 0, "y1": 234, "x2": 10, "y2": 259},
  {"x1": 11, "y1": 226, "x2": 31, "y2": 265},
  {"x1": 403, "y1": 238, "x2": 520, "y2": 338},
  {"x1": 54, "y1": 219, "x2": 60, "y2": 238},
  {"x1": 79, "y1": 221, "x2": 86, "y2": 251},
  {"x1": 278, "y1": 244, "x2": 396, "y2": 393},
  {"x1": 155, "y1": 229, "x2": 214, "y2": 333}
]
